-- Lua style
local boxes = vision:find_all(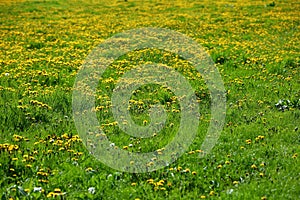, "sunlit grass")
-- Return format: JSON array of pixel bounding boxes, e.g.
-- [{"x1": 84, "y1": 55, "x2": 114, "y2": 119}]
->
[{"x1": 0, "y1": 0, "x2": 299, "y2": 199}]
